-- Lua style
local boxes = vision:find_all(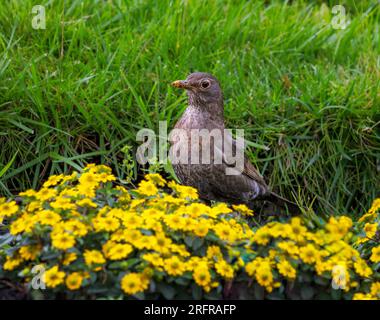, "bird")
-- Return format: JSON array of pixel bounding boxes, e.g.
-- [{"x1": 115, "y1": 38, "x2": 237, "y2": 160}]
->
[{"x1": 170, "y1": 72, "x2": 300, "y2": 214}]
